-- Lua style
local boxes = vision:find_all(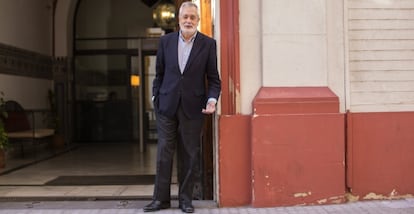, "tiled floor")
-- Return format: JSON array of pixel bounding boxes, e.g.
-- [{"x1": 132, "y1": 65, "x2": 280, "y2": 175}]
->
[{"x1": 0, "y1": 143, "x2": 178, "y2": 199}]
